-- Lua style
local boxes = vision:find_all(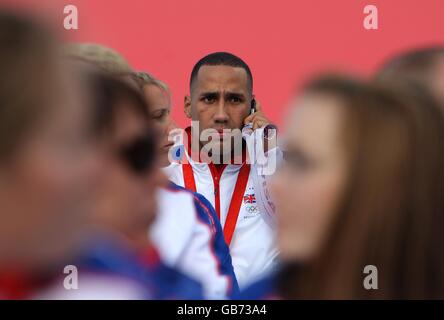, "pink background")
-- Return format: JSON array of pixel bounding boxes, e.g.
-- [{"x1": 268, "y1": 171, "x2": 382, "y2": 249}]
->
[{"x1": 4, "y1": 0, "x2": 444, "y2": 127}]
